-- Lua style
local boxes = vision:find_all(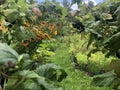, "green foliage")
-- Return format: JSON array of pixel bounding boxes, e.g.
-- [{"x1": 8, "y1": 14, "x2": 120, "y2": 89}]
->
[
  {"x1": 87, "y1": 1, "x2": 120, "y2": 57},
  {"x1": 109, "y1": 60, "x2": 120, "y2": 77},
  {"x1": 0, "y1": 0, "x2": 32, "y2": 44},
  {"x1": 0, "y1": 43, "x2": 67, "y2": 90},
  {"x1": 31, "y1": 39, "x2": 59, "y2": 63},
  {"x1": 91, "y1": 70, "x2": 120, "y2": 89},
  {"x1": 62, "y1": 0, "x2": 70, "y2": 8},
  {"x1": 4, "y1": 9, "x2": 20, "y2": 23},
  {"x1": 72, "y1": 0, "x2": 82, "y2": 5},
  {"x1": 48, "y1": 42, "x2": 112, "y2": 90},
  {"x1": 0, "y1": 0, "x2": 60, "y2": 55},
  {"x1": 0, "y1": 43, "x2": 18, "y2": 65},
  {"x1": 76, "y1": 52, "x2": 88, "y2": 65},
  {"x1": 1, "y1": 0, "x2": 120, "y2": 89},
  {"x1": 38, "y1": 1, "x2": 68, "y2": 17},
  {"x1": 87, "y1": 1, "x2": 94, "y2": 8},
  {"x1": 104, "y1": 32, "x2": 120, "y2": 51},
  {"x1": 100, "y1": 13, "x2": 112, "y2": 20},
  {"x1": 35, "y1": 63, "x2": 67, "y2": 82},
  {"x1": 5, "y1": 70, "x2": 62, "y2": 90},
  {"x1": 76, "y1": 51, "x2": 112, "y2": 73},
  {"x1": 64, "y1": 34, "x2": 114, "y2": 74},
  {"x1": 85, "y1": 1, "x2": 120, "y2": 89},
  {"x1": 88, "y1": 52, "x2": 113, "y2": 73}
]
